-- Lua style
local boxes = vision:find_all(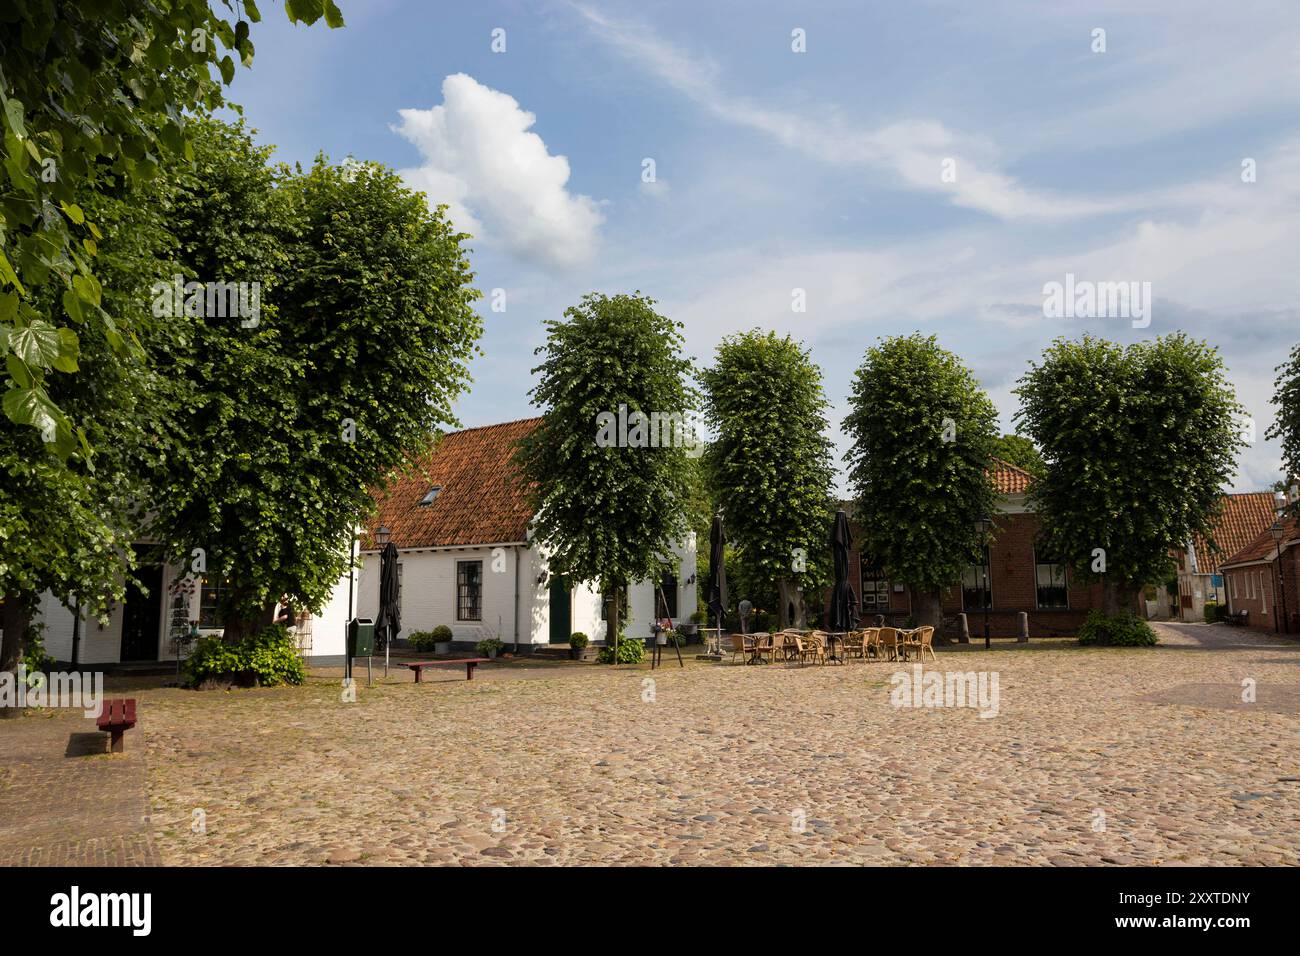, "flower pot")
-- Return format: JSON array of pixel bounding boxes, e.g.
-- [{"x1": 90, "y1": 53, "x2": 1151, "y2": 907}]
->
[
  {"x1": 569, "y1": 647, "x2": 583, "y2": 660},
  {"x1": 434, "y1": 641, "x2": 451, "y2": 655},
  {"x1": 487, "y1": 648, "x2": 498, "y2": 659}
]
